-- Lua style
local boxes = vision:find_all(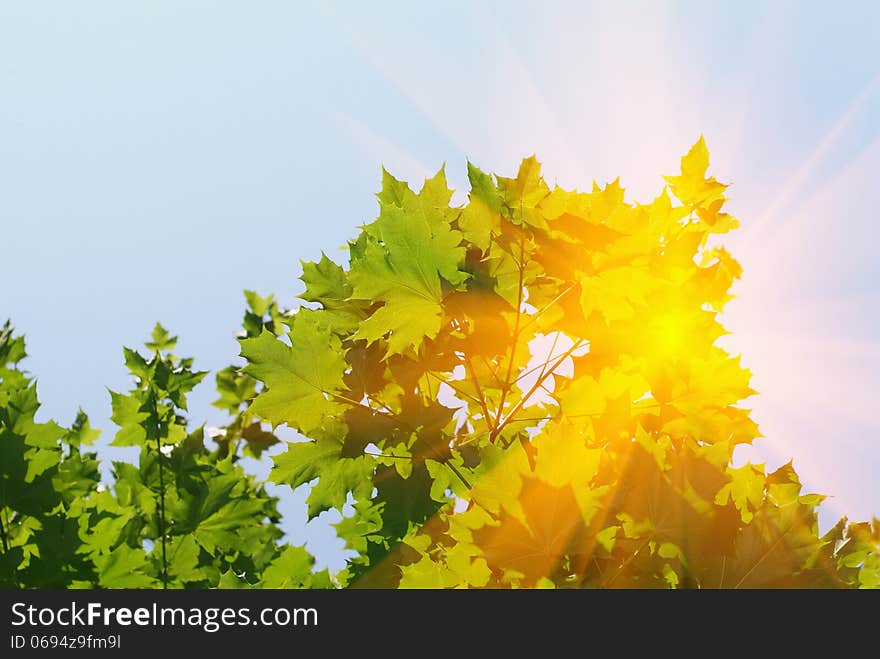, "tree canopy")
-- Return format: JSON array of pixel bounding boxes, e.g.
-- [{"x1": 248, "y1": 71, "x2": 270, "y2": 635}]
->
[{"x1": 2, "y1": 138, "x2": 878, "y2": 588}]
